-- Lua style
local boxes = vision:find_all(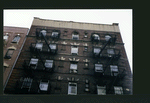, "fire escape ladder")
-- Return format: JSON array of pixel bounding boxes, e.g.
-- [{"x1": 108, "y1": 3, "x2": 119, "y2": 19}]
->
[
  {"x1": 40, "y1": 31, "x2": 52, "y2": 52},
  {"x1": 103, "y1": 54, "x2": 115, "y2": 74},
  {"x1": 98, "y1": 38, "x2": 112, "y2": 56},
  {"x1": 35, "y1": 48, "x2": 46, "y2": 70}
]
